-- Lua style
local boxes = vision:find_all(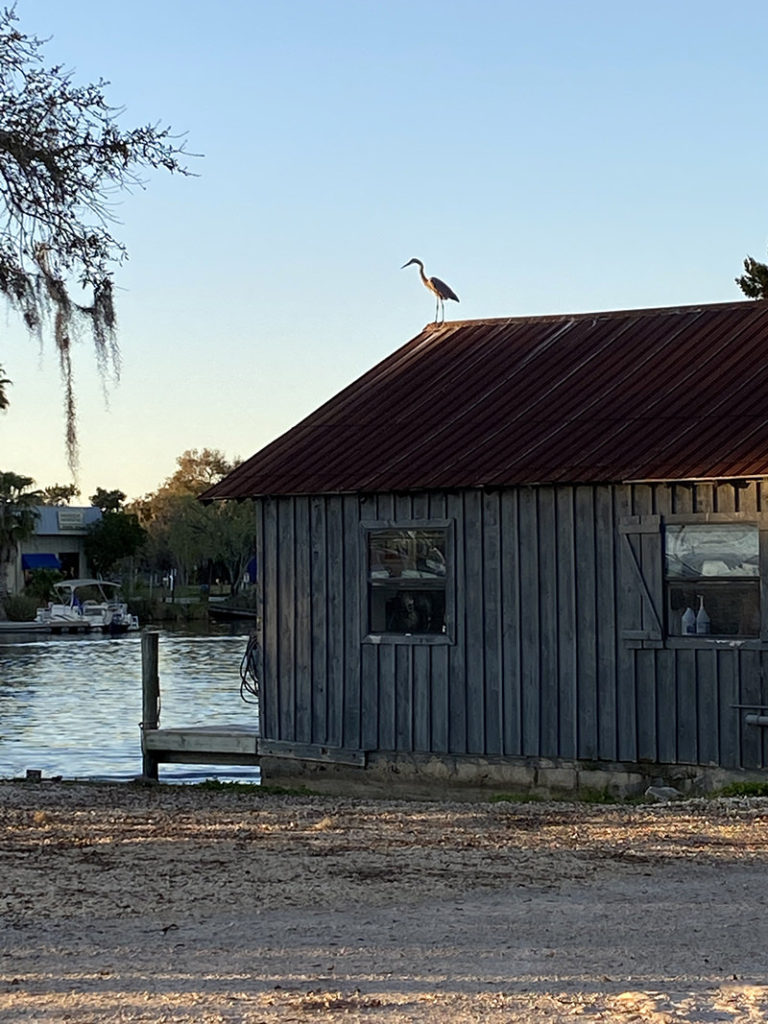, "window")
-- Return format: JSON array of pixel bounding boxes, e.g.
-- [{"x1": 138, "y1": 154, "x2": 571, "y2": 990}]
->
[
  {"x1": 364, "y1": 524, "x2": 449, "y2": 638},
  {"x1": 665, "y1": 523, "x2": 760, "y2": 637}
]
